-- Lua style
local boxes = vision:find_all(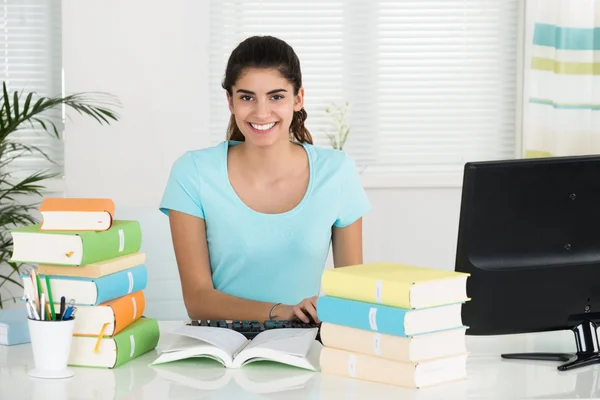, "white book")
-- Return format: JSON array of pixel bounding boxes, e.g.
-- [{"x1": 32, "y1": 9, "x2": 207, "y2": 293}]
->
[{"x1": 150, "y1": 325, "x2": 322, "y2": 371}]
